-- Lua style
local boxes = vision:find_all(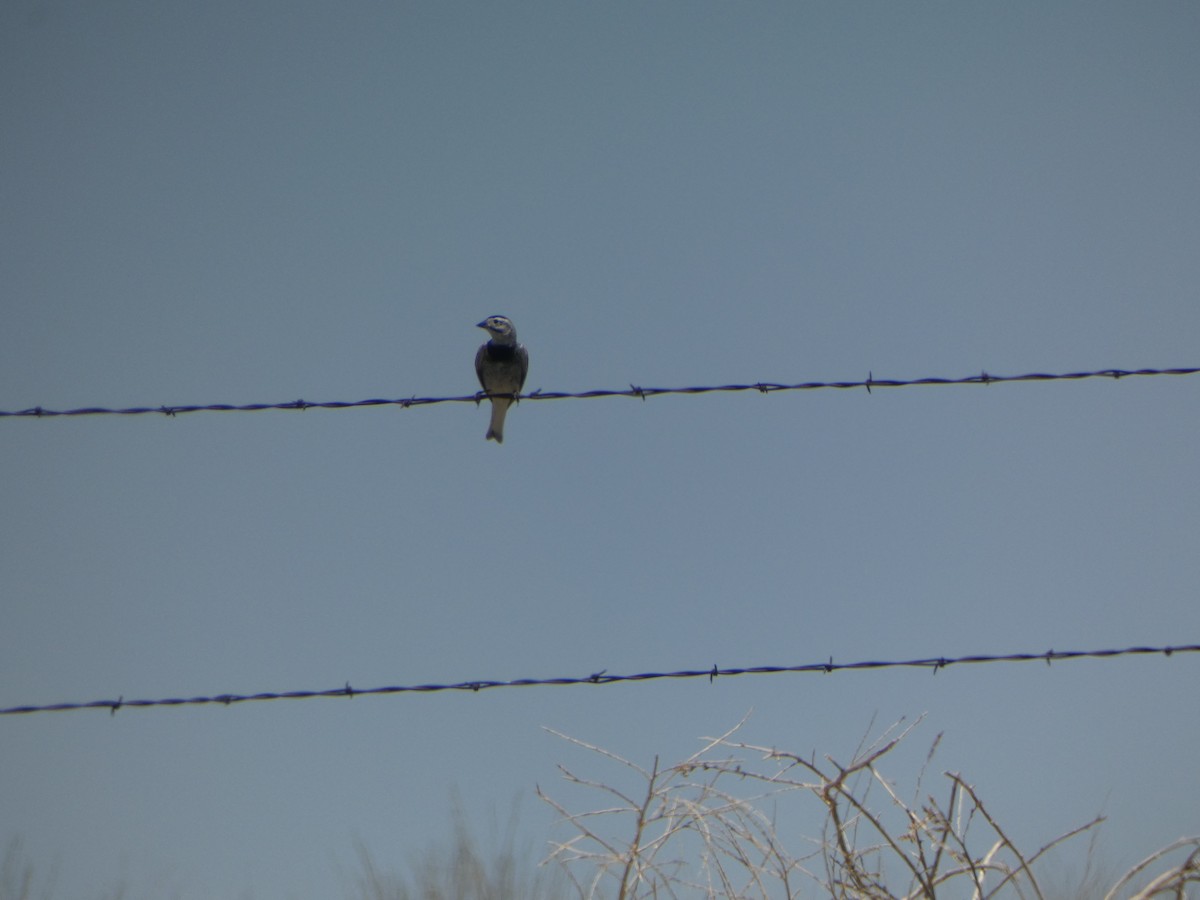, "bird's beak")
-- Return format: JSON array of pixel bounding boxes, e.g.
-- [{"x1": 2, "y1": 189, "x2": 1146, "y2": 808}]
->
[{"x1": 476, "y1": 320, "x2": 489, "y2": 330}]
